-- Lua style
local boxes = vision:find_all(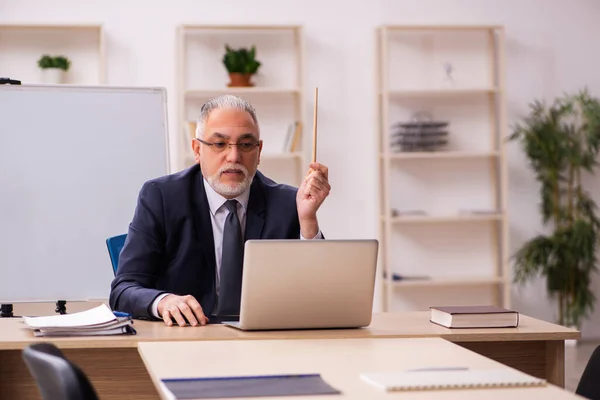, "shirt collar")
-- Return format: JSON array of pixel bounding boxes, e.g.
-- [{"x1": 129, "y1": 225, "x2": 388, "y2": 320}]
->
[{"x1": 203, "y1": 178, "x2": 250, "y2": 216}]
